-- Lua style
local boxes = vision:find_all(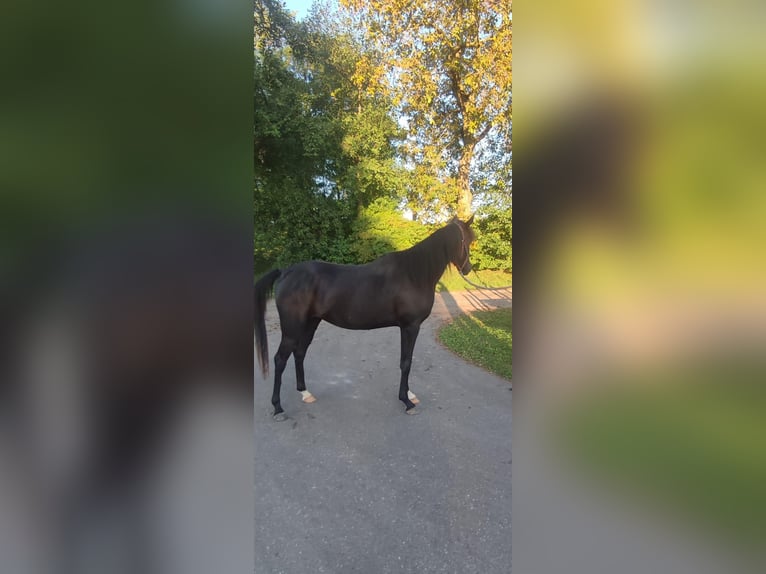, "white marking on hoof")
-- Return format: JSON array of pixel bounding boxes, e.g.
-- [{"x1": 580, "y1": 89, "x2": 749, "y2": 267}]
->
[
  {"x1": 301, "y1": 390, "x2": 317, "y2": 403},
  {"x1": 407, "y1": 390, "x2": 420, "y2": 404}
]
